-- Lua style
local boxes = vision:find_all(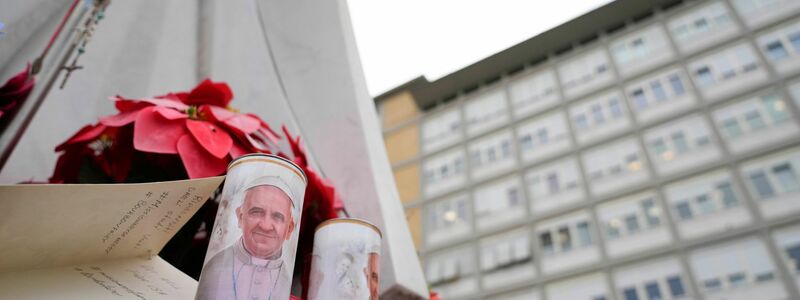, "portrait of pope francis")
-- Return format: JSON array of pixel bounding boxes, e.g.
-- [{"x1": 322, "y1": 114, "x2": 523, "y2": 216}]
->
[{"x1": 196, "y1": 175, "x2": 298, "y2": 300}]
